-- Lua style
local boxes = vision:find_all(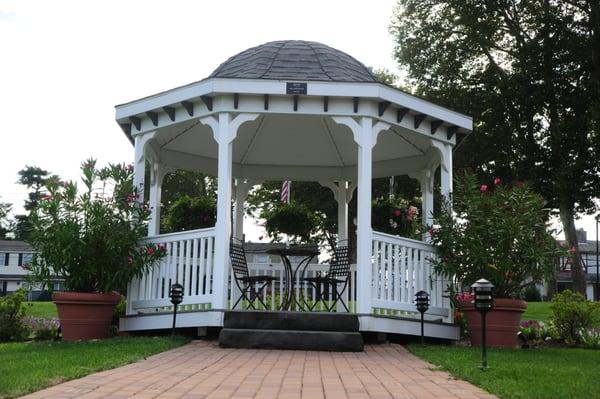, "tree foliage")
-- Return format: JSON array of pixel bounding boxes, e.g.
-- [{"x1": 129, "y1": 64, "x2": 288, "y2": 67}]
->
[
  {"x1": 390, "y1": 0, "x2": 600, "y2": 293},
  {"x1": 14, "y1": 166, "x2": 57, "y2": 241},
  {"x1": 0, "y1": 199, "x2": 12, "y2": 239}
]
